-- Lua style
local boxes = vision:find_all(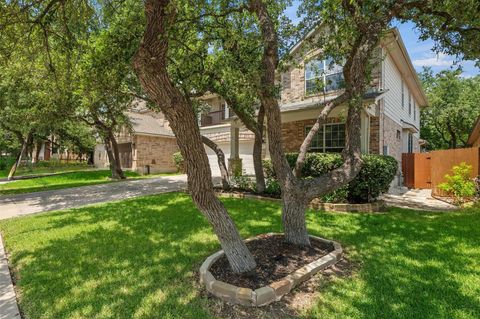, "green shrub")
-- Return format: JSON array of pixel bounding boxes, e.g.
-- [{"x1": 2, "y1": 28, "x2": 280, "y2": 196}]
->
[
  {"x1": 0, "y1": 156, "x2": 15, "y2": 171},
  {"x1": 265, "y1": 178, "x2": 281, "y2": 195},
  {"x1": 262, "y1": 153, "x2": 398, "y2": 203},
  {"x1": 438, "y1": 162, "x2": 476, "y2": 204},
  {"x1": 231, "y1": 172, "x2": 254, "y2": 191},
  {"x1": 172, "y1": 152, "x2": 184, "y2": 173}
]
